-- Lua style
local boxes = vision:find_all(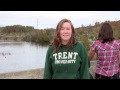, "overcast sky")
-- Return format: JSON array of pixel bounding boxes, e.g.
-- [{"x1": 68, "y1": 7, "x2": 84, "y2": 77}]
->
[{"x1": 0, "y1": 11, "x2": 120, "y2": 29}]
